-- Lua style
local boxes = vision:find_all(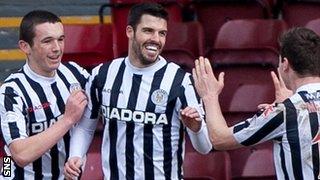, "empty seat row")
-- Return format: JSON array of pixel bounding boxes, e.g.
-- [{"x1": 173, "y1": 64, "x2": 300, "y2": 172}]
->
[
  {"x1": 81, "y1": 134, "x2": 275, "y2": 180},
  {"x1": 98, "y1": 0, "x2": 320, "y2": 55}
]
